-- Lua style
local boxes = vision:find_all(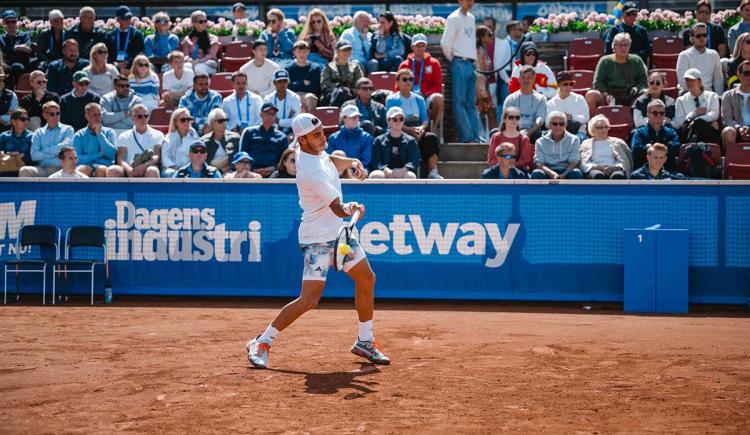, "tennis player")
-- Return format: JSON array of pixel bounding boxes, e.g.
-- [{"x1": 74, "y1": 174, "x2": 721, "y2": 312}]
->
[{"x1": 246, "y1": 113, "x2": 390, "y2": 369}]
